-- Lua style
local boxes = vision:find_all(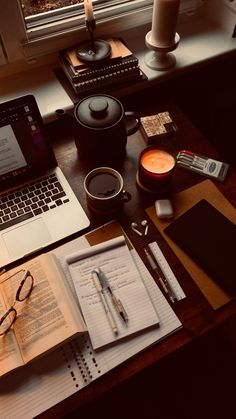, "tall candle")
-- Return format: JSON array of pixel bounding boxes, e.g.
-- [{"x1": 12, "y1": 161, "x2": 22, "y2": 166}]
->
[
  {"x1": 151, "y1": 0, "x2": 180, "y2": 47},
  {"x1": 84, "y1": 0, "x2": 94, "y2": 21}
]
